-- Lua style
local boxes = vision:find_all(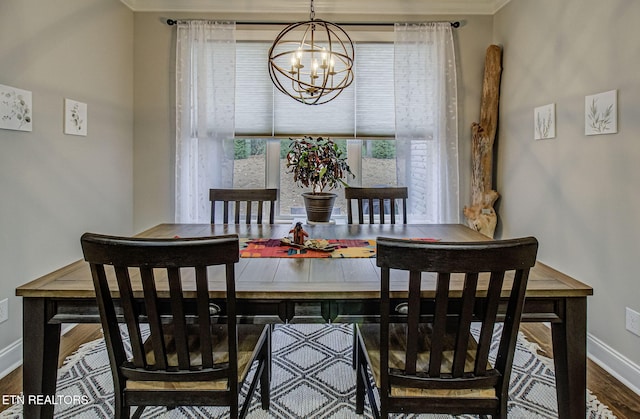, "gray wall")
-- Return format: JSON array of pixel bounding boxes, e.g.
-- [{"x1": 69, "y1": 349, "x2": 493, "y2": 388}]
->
[
  {"x1": 131, "y1": 12, "x2": 494, "y2": 232},
  {"x1": 494, "y1": 0, "x2": 640, "y2": 391},
  {"x1": 0, "y1": 0, "x2": 134, "y2": 373}
]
